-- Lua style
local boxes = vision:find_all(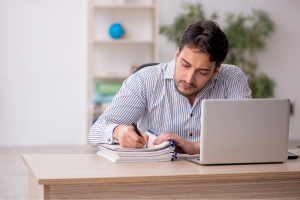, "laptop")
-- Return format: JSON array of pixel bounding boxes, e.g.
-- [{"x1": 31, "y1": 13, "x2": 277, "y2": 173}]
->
[{"x1": 187, "y1": 99, "x2": 290, "y2": 165}]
